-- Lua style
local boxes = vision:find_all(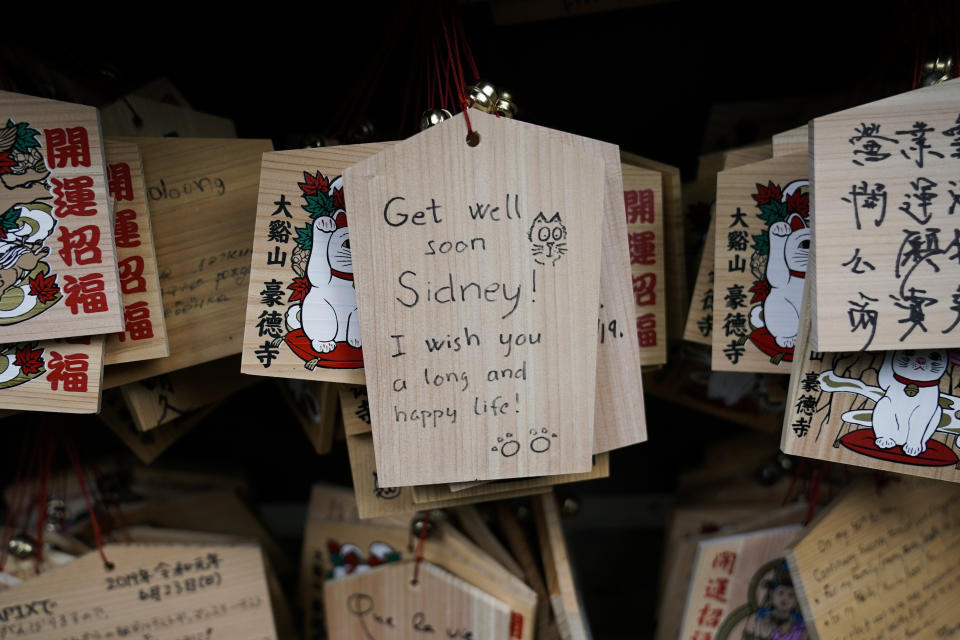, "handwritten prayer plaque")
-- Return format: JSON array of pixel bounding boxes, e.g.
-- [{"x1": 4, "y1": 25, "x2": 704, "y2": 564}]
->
[
  {"x1": 811, "y1": 79, "x2": 960, "y2": 351},
  {"x1": 103, "y1": 140, "x2": 168, "y2": 364},
  {"x1": 712, "y1": 153, "x2": 809, "y2": 373},
  {"x1": 0, "y1": 91, "x2": 124, "y2": 341},
  {"x1": 787, "y1": 479, "x2": 960, "y2": 640},
  {"x1": 0, "y1": 544, "x2": 277, "y2": 640},
  {"x1": 0, "y1": 335, "x2": 104, "y2": 413},
  {"x1": 346, "y1": 110, "x2": 603, "y2": 486},
  {"x1": 103, "y1": 137, "x2": 273, "y2": 387},
  {"x1": 684, "y1": 212, "x2": 716, "y2": 345},
  {"x1": 622, "y1": 163, "x2": 666, "y2": 366},
  {"x1": 241, "y1": 144, "x2": 393, "y2": 383},
  {"x1": 679, "y1": 525, "x2": 805, "y2": 640}
]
